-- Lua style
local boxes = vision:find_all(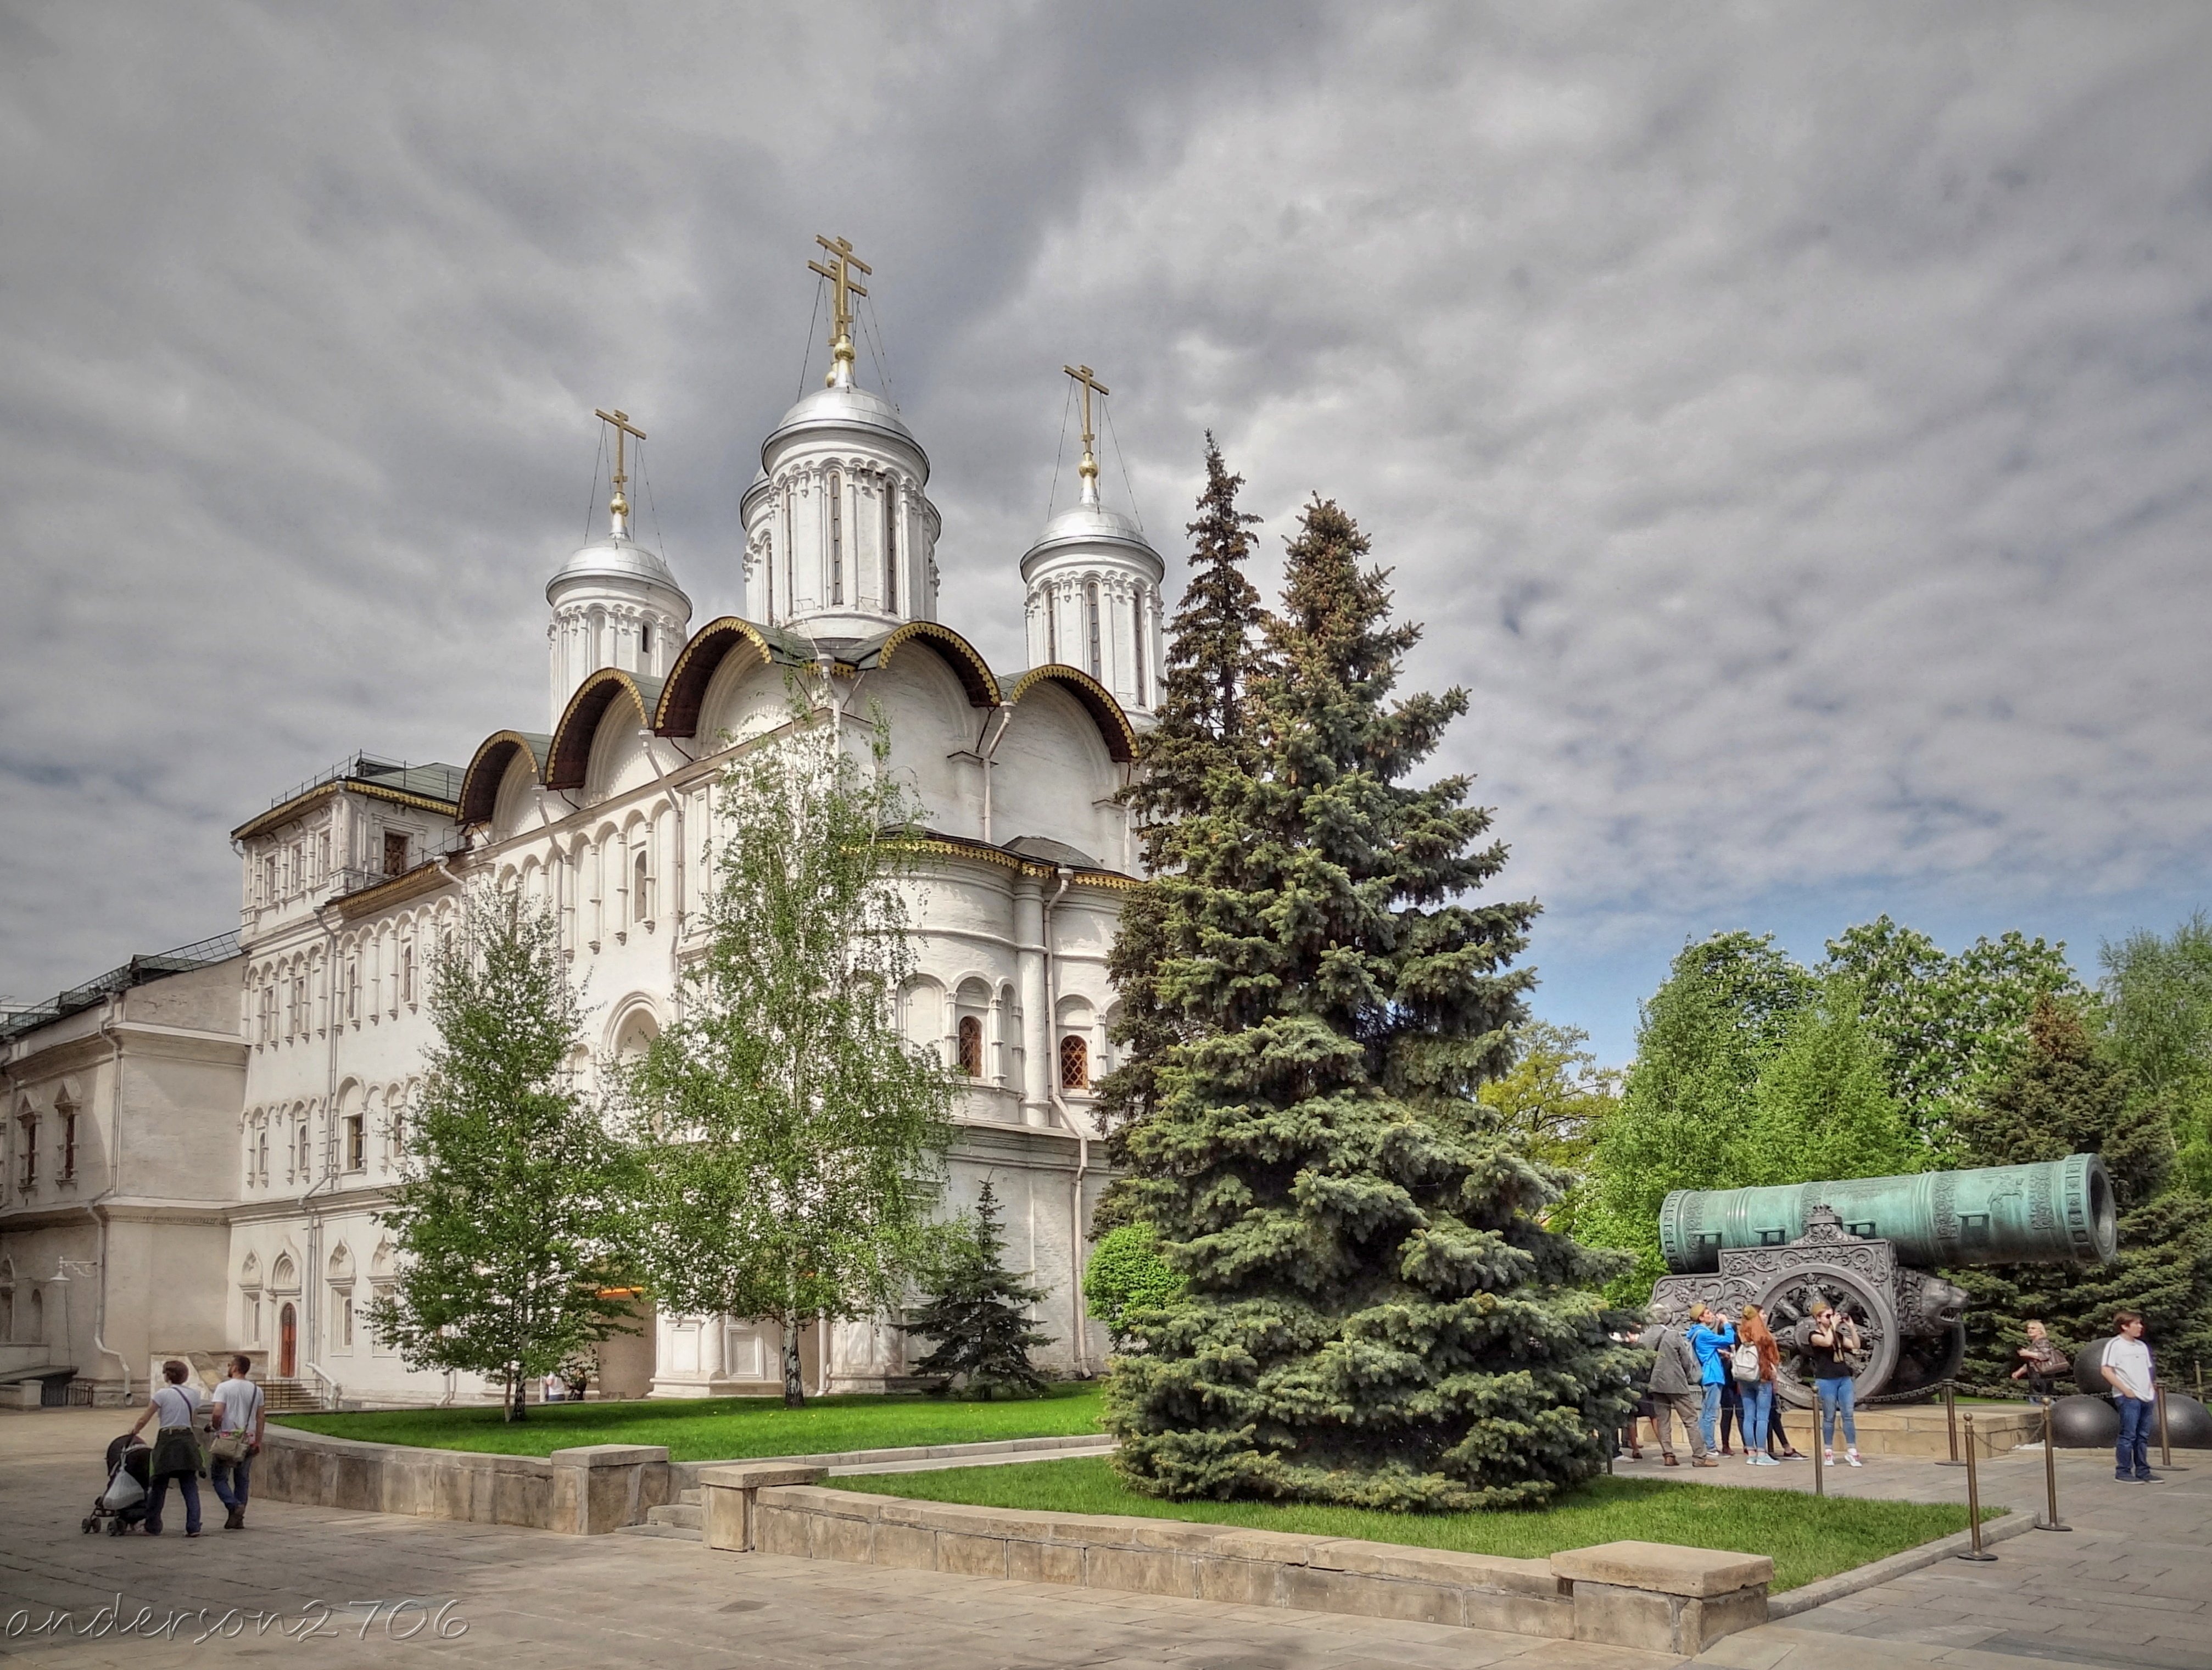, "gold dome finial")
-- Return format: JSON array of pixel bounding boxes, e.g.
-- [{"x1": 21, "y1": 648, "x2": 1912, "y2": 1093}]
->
[
  {"x1": 808, "y1": 234, "x2": 872, "y2": 390},
  {"x1": 594, "y1": 406, "x2": 647, "y2": 536}
]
